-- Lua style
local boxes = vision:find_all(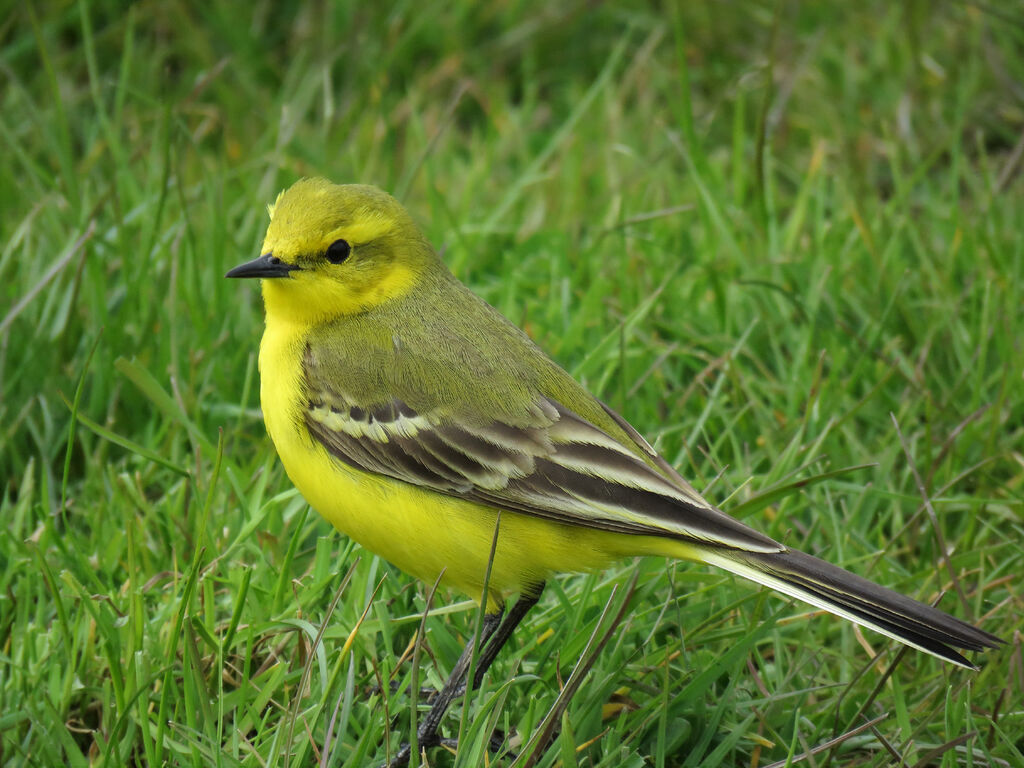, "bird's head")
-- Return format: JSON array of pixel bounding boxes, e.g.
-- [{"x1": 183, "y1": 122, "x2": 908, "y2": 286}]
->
[{"x1": 227, "y1": 178, "x2": 433, "y2": 323}]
